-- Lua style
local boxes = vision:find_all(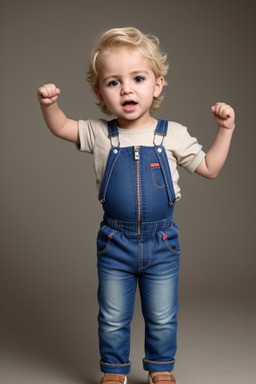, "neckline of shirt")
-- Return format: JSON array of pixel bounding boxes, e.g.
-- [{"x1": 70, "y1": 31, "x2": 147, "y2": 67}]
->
[{"x1": 118, "y1": 123, "x2": 157, "y2": 134}]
